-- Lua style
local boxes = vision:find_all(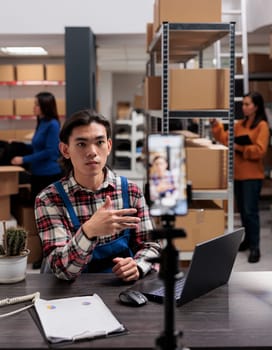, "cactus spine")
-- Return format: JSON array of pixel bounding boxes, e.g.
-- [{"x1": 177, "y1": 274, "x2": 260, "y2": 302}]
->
[{"x1": 0, "y1": 223, "x2": 28, "y2": 256}]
